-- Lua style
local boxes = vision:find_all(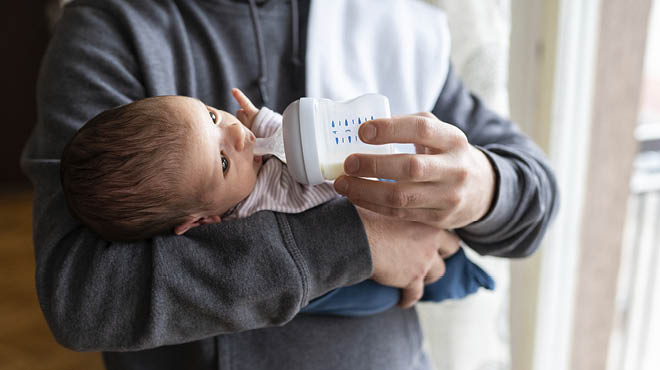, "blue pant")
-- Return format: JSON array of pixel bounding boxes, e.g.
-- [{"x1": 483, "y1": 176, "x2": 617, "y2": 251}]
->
[{"x1": 301, "y1": 248, "x2": 494, "y2": 316}]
